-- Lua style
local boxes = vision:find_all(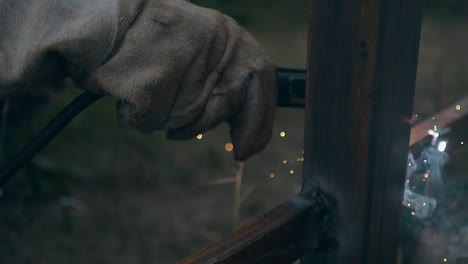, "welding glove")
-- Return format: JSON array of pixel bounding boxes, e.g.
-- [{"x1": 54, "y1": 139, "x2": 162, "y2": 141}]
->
[{"x1": 0, "y1": 0, "x2": 277, "y2": 161}]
